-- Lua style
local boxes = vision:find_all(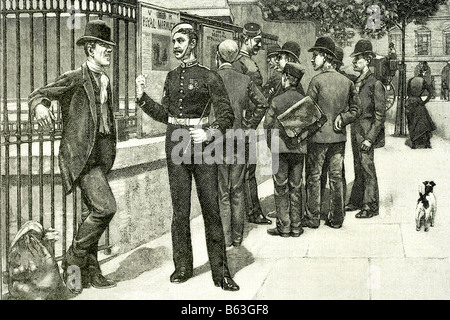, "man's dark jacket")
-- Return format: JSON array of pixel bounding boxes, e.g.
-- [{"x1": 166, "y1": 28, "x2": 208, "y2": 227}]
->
[
  {"x1": 264, "y1": 87, "x2": 307, "y2": 154},
  {"x1": 28, "y1": 63, "x2": 116, "y2": 194},
  {"x1": 307, "y1": 69, "x2": 362, "y2": 144},
  {"x1": 351, "y1": 71, "x2": 386, "y2": 148},
  {"x1": 216, "y1": 63, "x2": 268, "y2": 130}
]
